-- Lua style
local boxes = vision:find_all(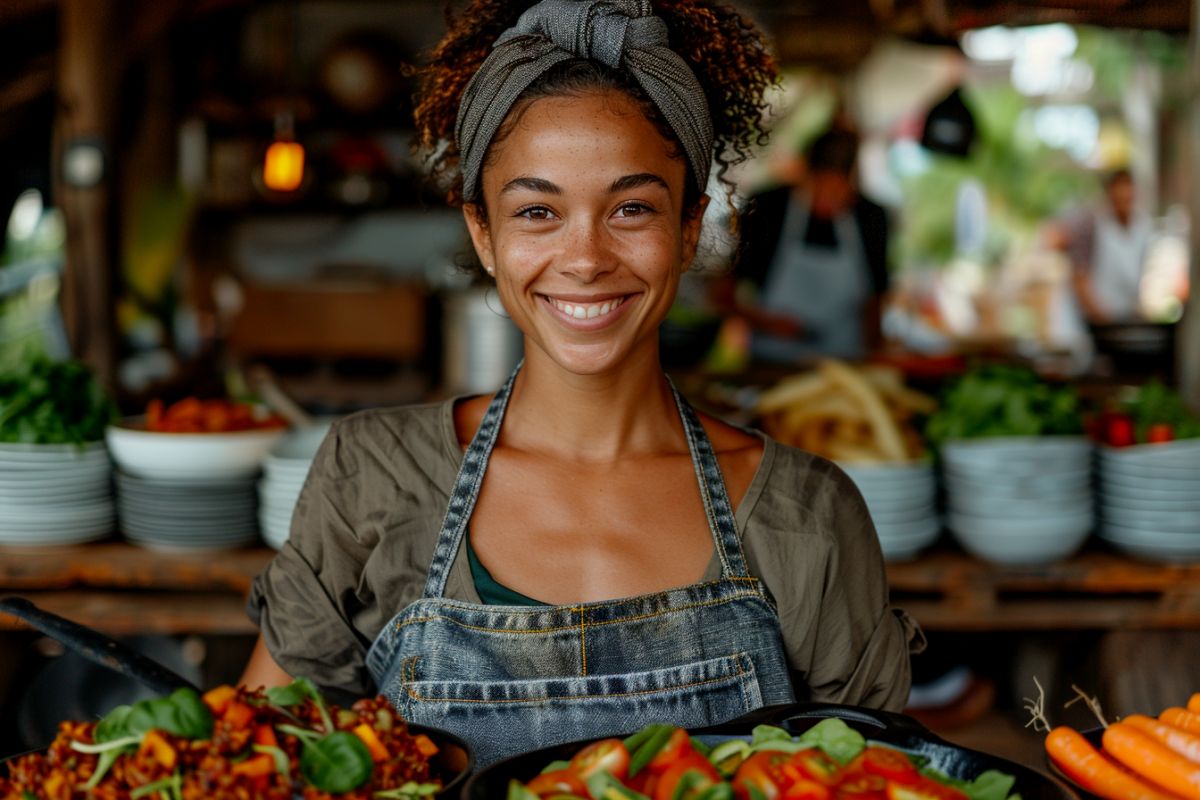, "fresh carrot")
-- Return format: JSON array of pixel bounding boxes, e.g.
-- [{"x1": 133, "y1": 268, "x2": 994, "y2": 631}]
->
[
  {"x1": 138, "y1": 729, "x2": 177, "y2": 770},
  {"x1": 223, "y1": 700, "x2": 256, "y2": 729},
  {"x1": 201, "y1": 684, "x2": 237, "y2": 715},
  {"x1": 1124, "y1": 715, "x2": 1200, "y2": 764},
  {"x1": 1103, "y1": 722, "x2": 1200, "y2": 799},
  {"x1": 1044, "y1": 726, "x2": 1179, "y2": 800},
  {"x1": 1163, "y1": 708, "x2": 1200, "y2": 736},
  {"x1": 353, "y1": 723, "x2": 390, "y2": 762},
  {"x1": 1188, "y1": 694, "x2": 1200, "y2": 714},
  {"x1": 413, "y1": 734, "x2": 439, "y2": 759},
  {"x1": 253, "y1": 724, "x2": 278, "y2": 748}
]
